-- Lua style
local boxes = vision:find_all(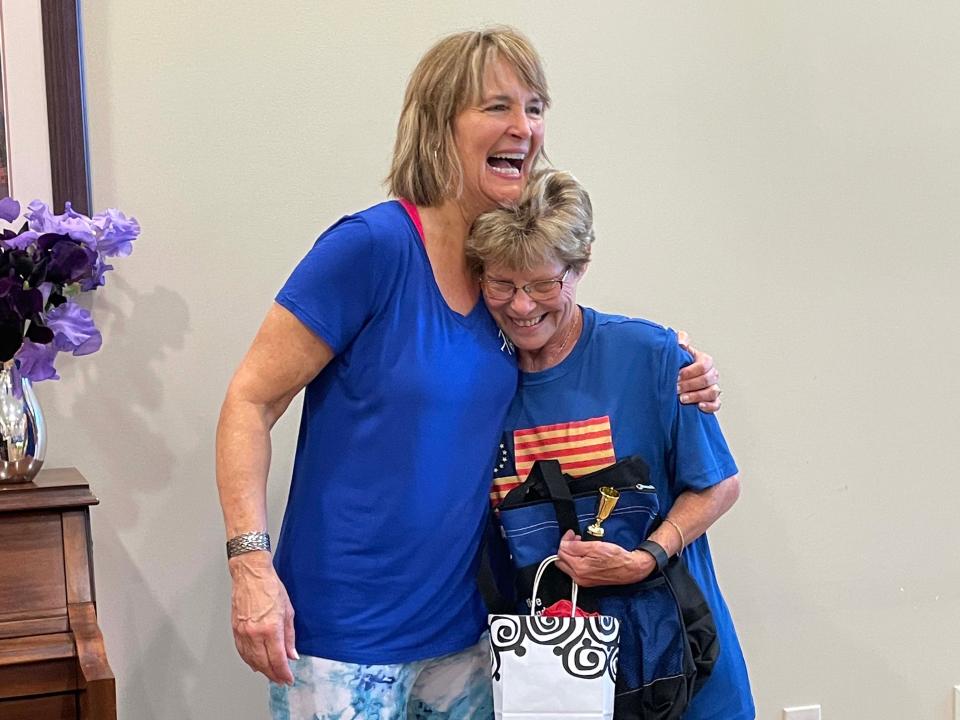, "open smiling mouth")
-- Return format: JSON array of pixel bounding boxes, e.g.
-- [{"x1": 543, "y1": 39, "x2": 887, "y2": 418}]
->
[
  {"x1": 487, "y1": 153, "x2": 525, "y2": 177},
  {"x1": 510, "y1": 314, "x2": 545, "y2": 328}
]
